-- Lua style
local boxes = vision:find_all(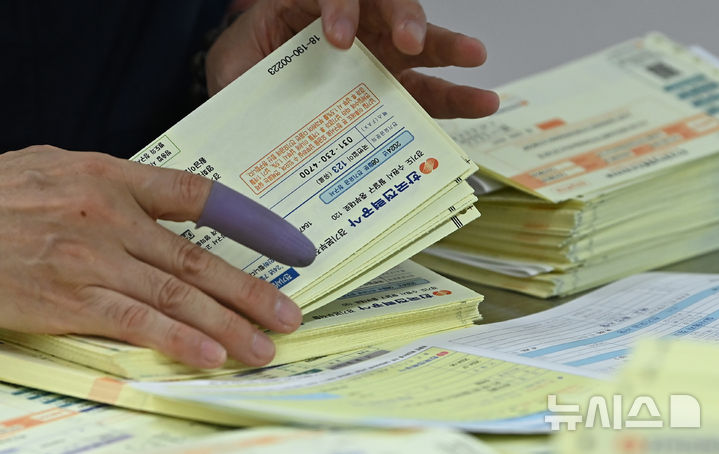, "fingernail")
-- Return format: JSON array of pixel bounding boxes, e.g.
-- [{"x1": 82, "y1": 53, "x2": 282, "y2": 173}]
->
[
  {"x1": 200, "y1": 340, "x2": 227, "y2": 367},
  {"x1": 330, "y1": 18, "x2": 354, "y2": 46},
  {"x1": 402, "y1": 20, "x2": 426, "y2": 48},
  {"x1": 252, "y1": 331, "x2": 275, "y2": 362},
  {"x1": 275, "y1": 293, "x2": 303, "y2": 331}
]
